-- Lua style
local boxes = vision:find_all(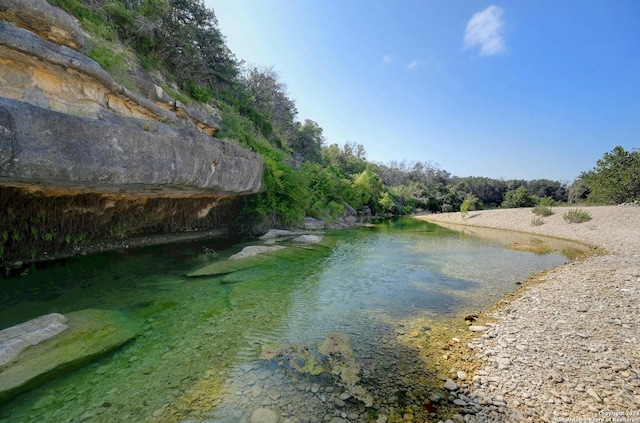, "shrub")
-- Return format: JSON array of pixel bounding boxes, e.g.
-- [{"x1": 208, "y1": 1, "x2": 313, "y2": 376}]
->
[
  {"x1": 460, "y1": 193, "x2": 478, "y2": 218},
  {"x1": 530, "y1": 217, "x2": 545, "y2": 226},
  {"x1": 532, "y1": 204, "x2": 553, "y2": 216},
  {"x1": 460, "y1": 199, "x2": 470, "y2": 218},
  {"x1": 502, "y1": 186, "x2": 536, "y2": 208},
  {"x1": 563, "y1": 208, "x2": 592, "y2": 223}
]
